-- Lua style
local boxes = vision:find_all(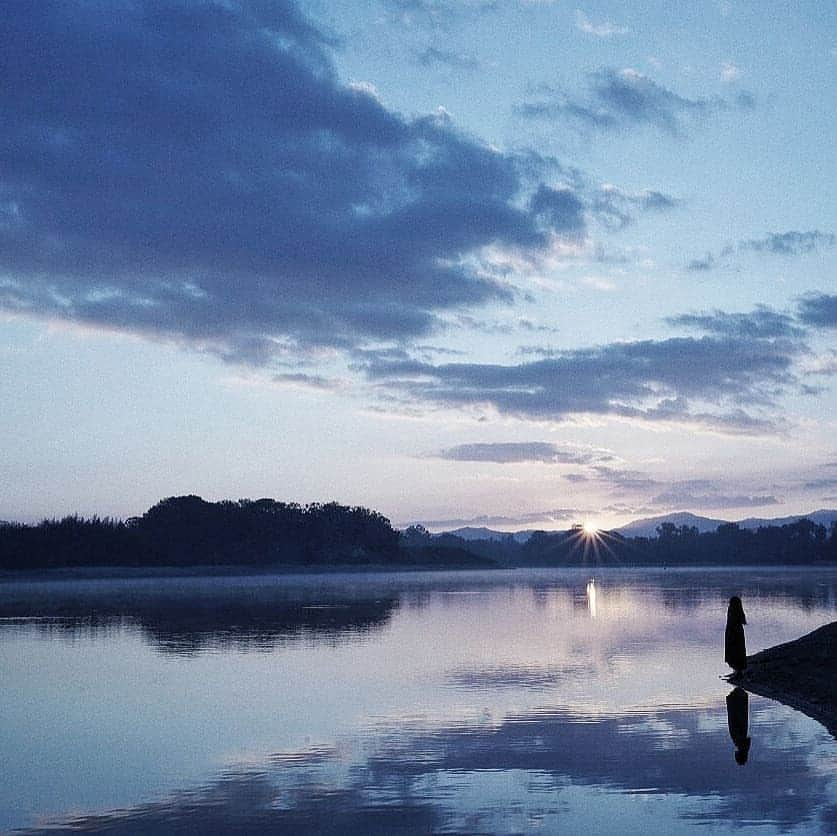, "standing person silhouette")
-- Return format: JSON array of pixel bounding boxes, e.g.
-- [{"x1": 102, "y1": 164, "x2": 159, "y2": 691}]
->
[{"x1": 725, "y1": 596, "x2": 747, "y2": 676}]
